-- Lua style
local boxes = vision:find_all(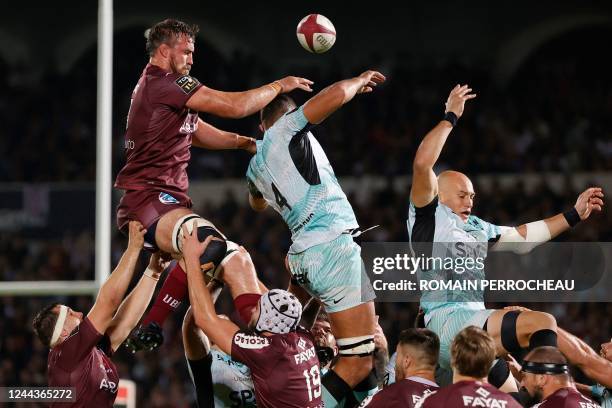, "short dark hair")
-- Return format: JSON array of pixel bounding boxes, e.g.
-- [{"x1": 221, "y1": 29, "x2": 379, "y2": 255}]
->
[
  {"x1": 315, "y1": 310, "x2": 330, "y2": 323},
  {"x1": 260, "y1": 95, "x2": 297, "y2": 128},
  {"x1": 32, "y1": 302, "x2": 60, "y2": 347},
  {"x1": 451, "y1": 326, "x2": 496, "y2": 379},
  {"x1": 398, "y1": 328, "x2": 440, "y2": 367},
  {"x1": 145, "y1": 19, "x2": 200, "y2": 56}
]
